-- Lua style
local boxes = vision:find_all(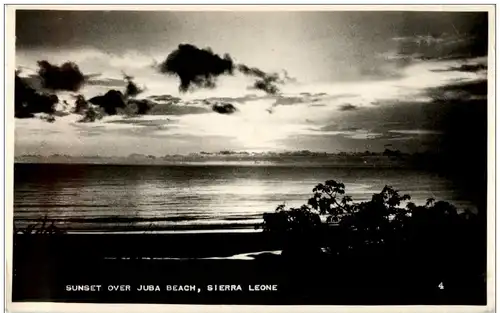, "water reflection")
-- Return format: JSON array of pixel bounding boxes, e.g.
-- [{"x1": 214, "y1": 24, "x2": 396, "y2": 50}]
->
[{"x1": 14, "y1": 164, "x2": 475, "y2": 232}]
